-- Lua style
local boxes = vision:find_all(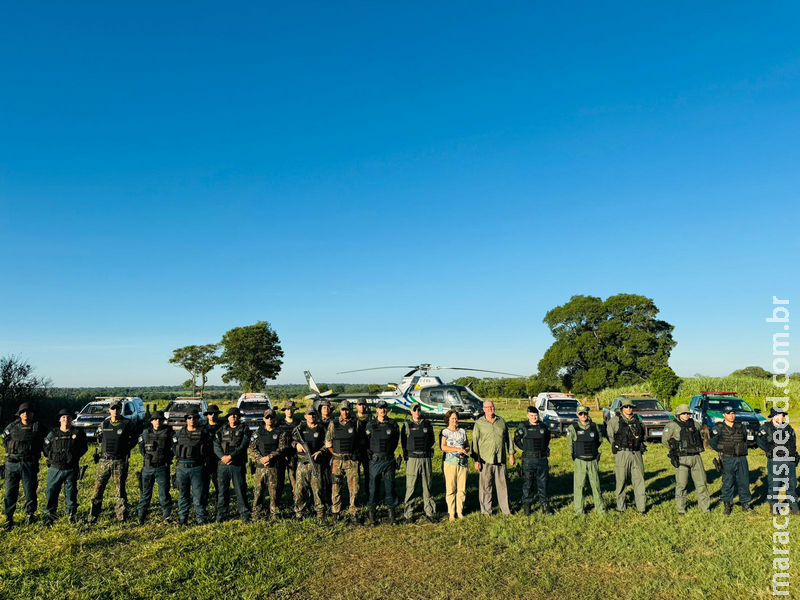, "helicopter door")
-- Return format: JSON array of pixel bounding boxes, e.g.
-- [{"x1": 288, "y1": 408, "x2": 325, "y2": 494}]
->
[
  {"x1": 445, "y1": 390, "x2": 461, "y2": 407},
  {"x1": 429, "y1": 390, "x2": 444, "y2": 406}
]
